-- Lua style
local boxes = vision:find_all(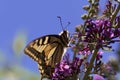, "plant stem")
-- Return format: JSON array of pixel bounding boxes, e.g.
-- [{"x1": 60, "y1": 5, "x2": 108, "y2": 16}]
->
[
  {"x1": 83, "y1": 3, "x2": 120, "y2": 80},
  {"x1": 73, "y1": 52, "x2": 76, "y2": 62},
  {"x1": 83, "y1": 47, "x2": 99, "y2": 80},
  {"x1": 111, "y1": 3, "x2": 120, "y2": 25}
]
